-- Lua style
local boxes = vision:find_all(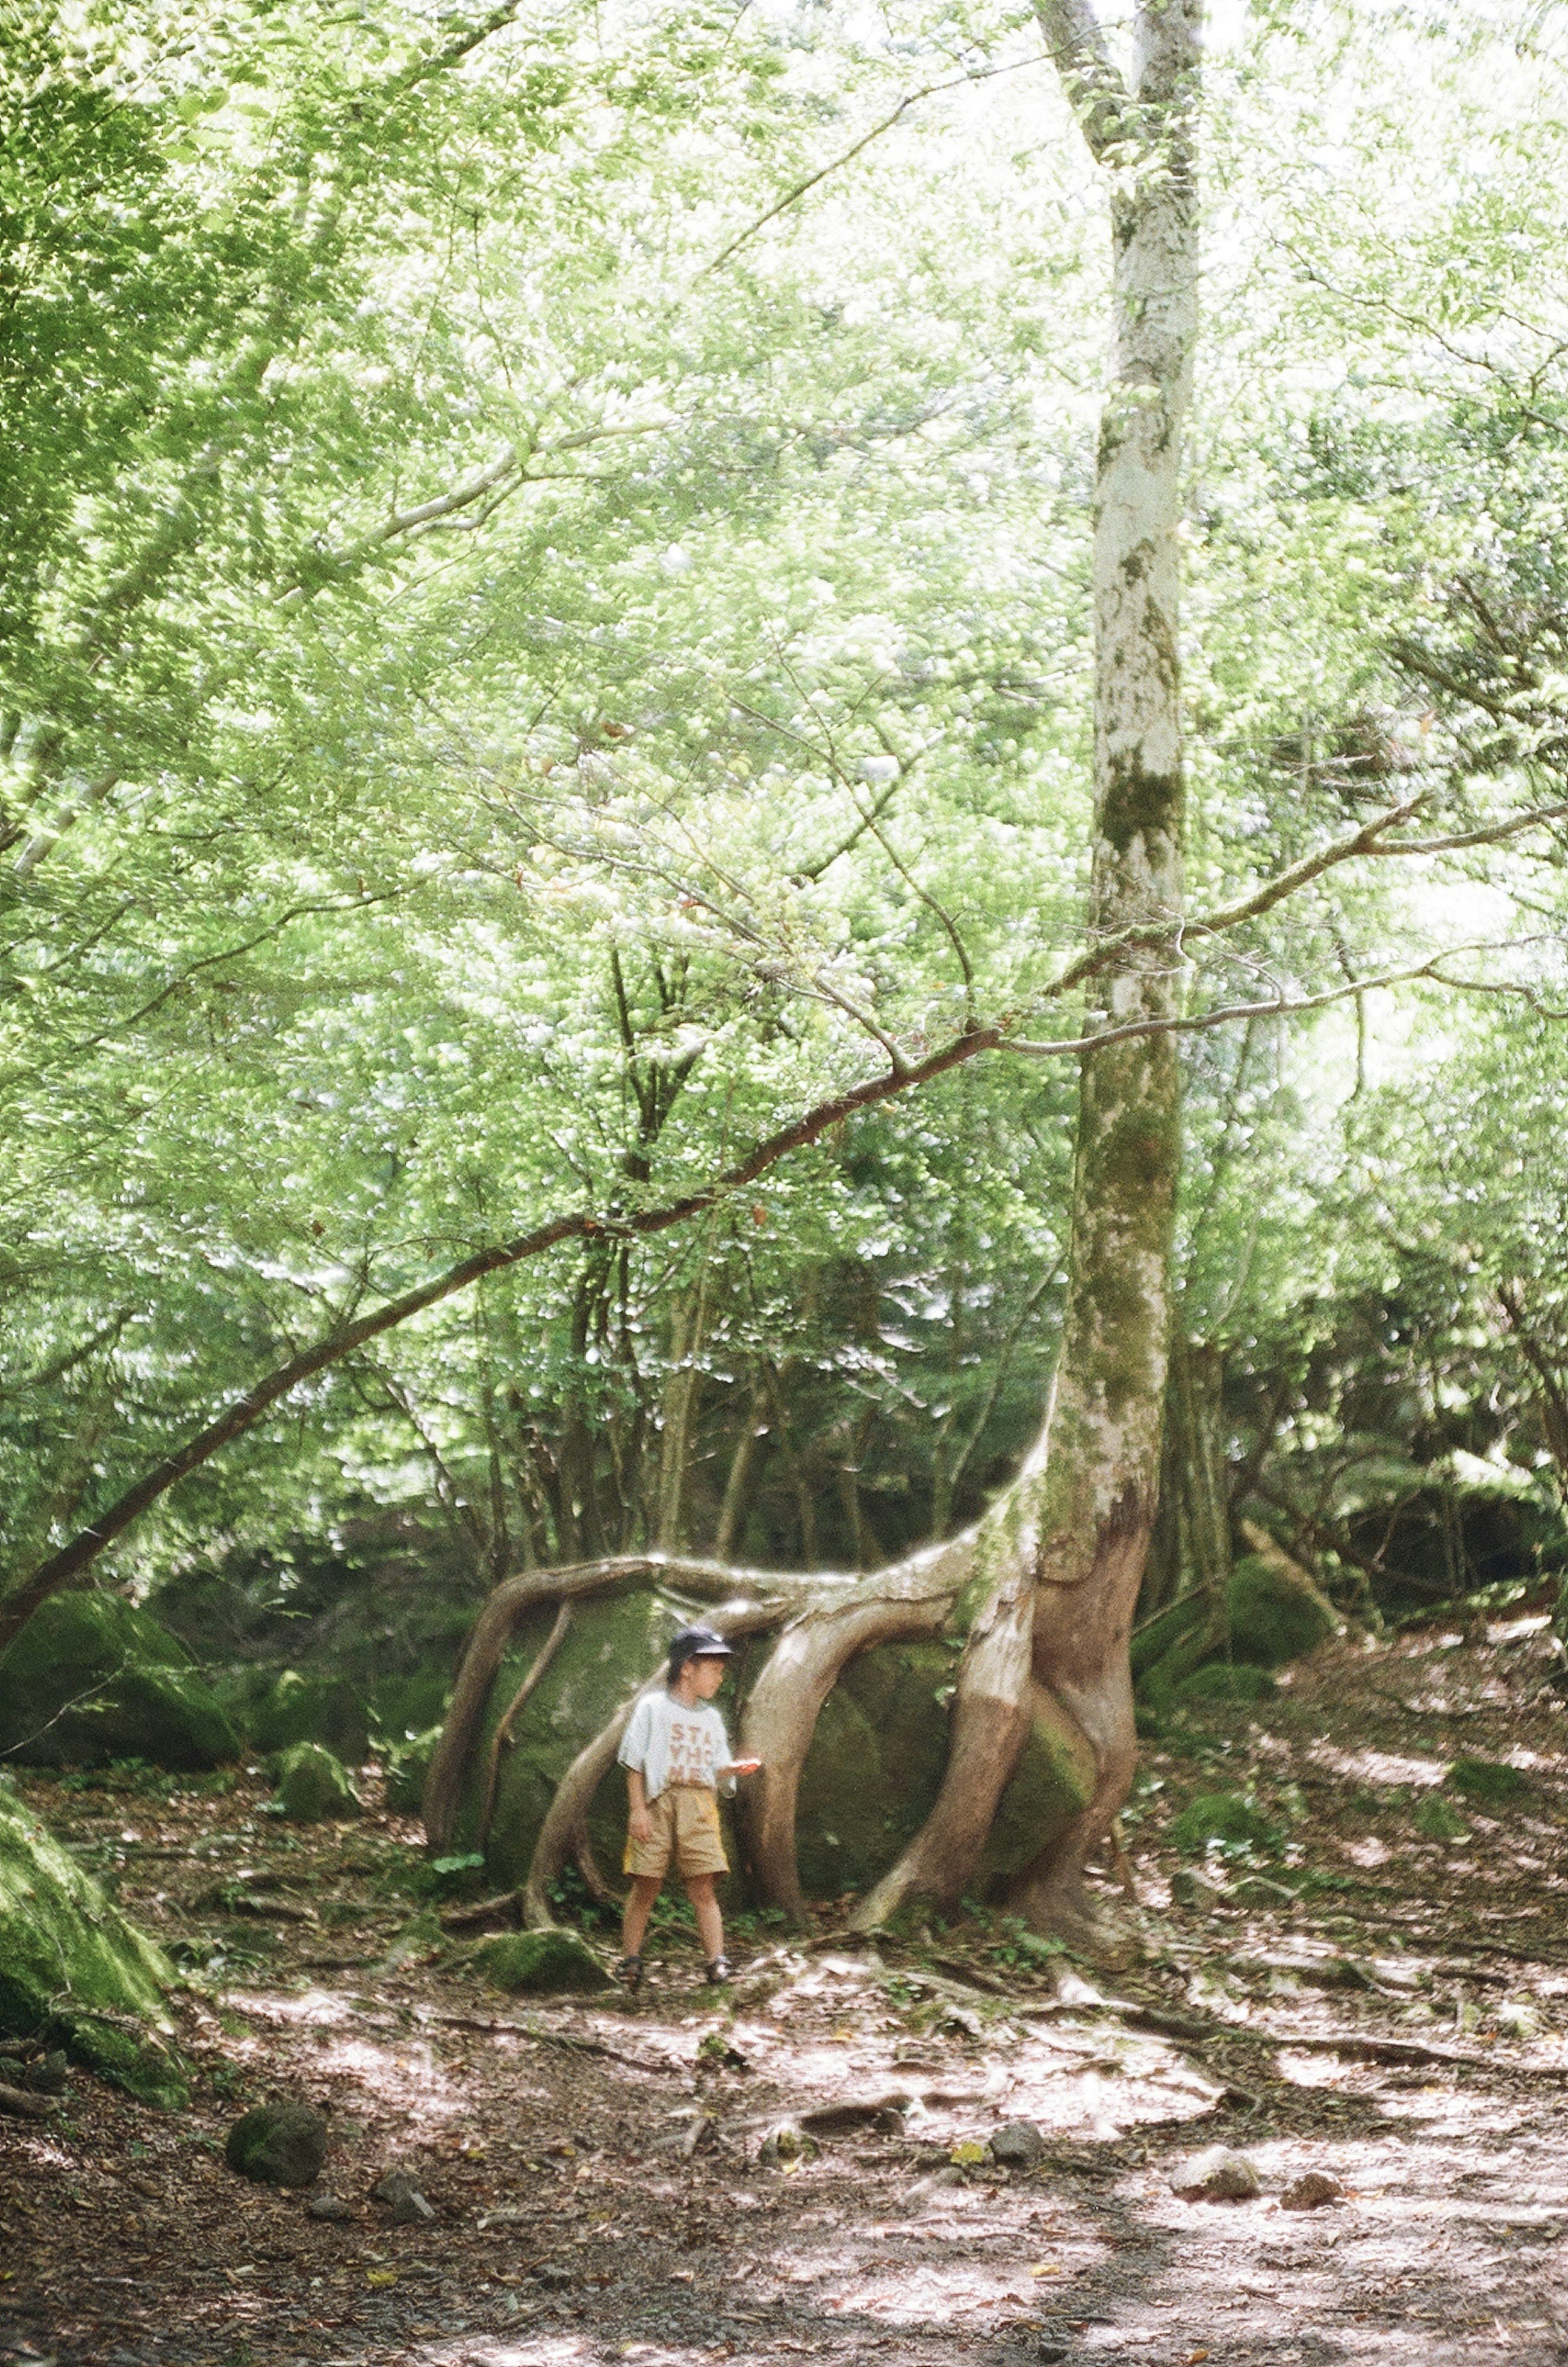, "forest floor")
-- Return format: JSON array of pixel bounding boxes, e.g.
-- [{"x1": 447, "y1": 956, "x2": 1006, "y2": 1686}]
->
[{"x1": 4, "y1": 1607, "x2": 1568, "y2": 2367}]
